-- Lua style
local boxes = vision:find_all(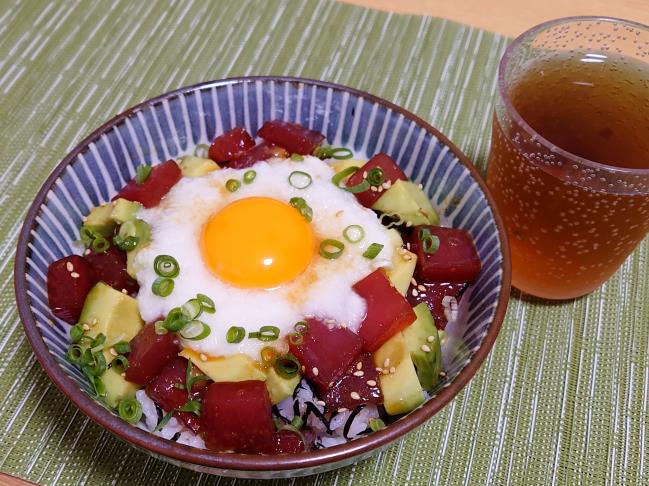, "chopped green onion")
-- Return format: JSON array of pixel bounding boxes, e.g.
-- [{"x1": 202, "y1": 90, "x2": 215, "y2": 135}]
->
[
  {"x1": 196, "y1": 293, "x2": 216, "y2": 314},
  {"x1": 289, "y1": 197, "x2": 313, "y2": 222},
  {"x1": 260, "y1": 346, "x2": 277, "y2": 364},
  {"x1": 113, "y1": 341, "x2": 131, "y2": 354},
  {"x1": 90, "y1": 333, "x2": 106, "y2": 352},
  {"x1": 422, "y1": 234, "x2": 440, "y2": 254},
  {"x1": 290, "y1": 416, "x2": 304, "y2": 429},
  {"x1": 331, "y1": 166, "x2": 369, "y2": 193},
  {"x1": 163, "y1": 307, "x2": 188, "y2": 332},
  {"x1": 70, "y1": 324, "x2": 85, "y2": 343},
  {"x1": 288, "y1": 171, "x2": 312, "y2": 189},
  {"x1": 181, "y1": 299, "x2": 202, "y2": 320},
  {"x1": 193, "y1": 143, "x2": 209, "y2": 159},
  {"x1": 136, "y1": 165, "x2": 152, "y2": 184},
  {"x1": 290, "y1": 153, "x2": 304, "y2": 162},
  {"x1": 225, "y1": 179, "x2": 241, "y2": 192},
  {"x1": 119, "y1": 218, "x2": 151, "y2": 245},
  {"x1": 154, "y1": 410, "x2": 174, "y2": 432},
  {"x1": 369, "y1": 418, "x2": 386, "y2": 432},
  {"x1": 226, "y1": 326, "x2": 246, "y2": 344},
  {"x1": 274, "y1": 353, "x2": 300, "y2": 379},
  {"x1": 294, "y1": 321, "x2": 309, "y2": 335},
  {"x1": 314, "y1": 146, "x2": 354, "y2": 160},
  {"x1": 243, "y1": 170, "x2": 256, "y2": 184},
  {"x1": 362, "y1": 243, "x2": 384, "y2": 260},
  {"x1": 319, "y1": 239, "x2": 345, "y2": 259},
  {"x1": 152, "y1": 277, "x2": 174, "y2": 297},
  {"x1": 180, "y1": 320, "x2": 211, "y2": 340},
  {"x1": 110, "y1": 355, "x2": 129, "y2": 373},
  {"x1": 91, "y1": 236, "x2": 110, "y2": 253},
  {"x1": 366, "y1": 167, "x2": 385, "y2": 186},
  {"x1": 177, "y1": 399, "x2": 202, "y2": 416},
  {"x1": 118, "y1": 398, "x2": 143, "y2": 424},
  {"x1": 154, "y1": 255, "x2": 180, "y2": 278},
  {"x1": 154, "y1": 320, "x2": 168, "y2": 335},
  {"x1": 113, "y1": 234, "x2": 139, "y2": 251},
  {"x1": 250, "y1": 325, "x2": 280, "y2": 342},
  {"x1": 187, "y1": 374, "x2": 211, "y2": 391},
  {"x1": 343, "y1": 224, "x2": 365, "y2": 243},
  {"x1": 81, "y1": 348, "x2": 106, "y2": 376},
  {"x1": 93, "y1": 375, "x2": 107, "y2": 398},
  {"x1": 288, "y1": 332, "x2": 304, "y2": 346},
  {"x1": 66, "y1": 344, "x2": 84, "y2": 364},
  {"x1": 79, "y1": 226, "x2": 96, "y2": 247}
]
